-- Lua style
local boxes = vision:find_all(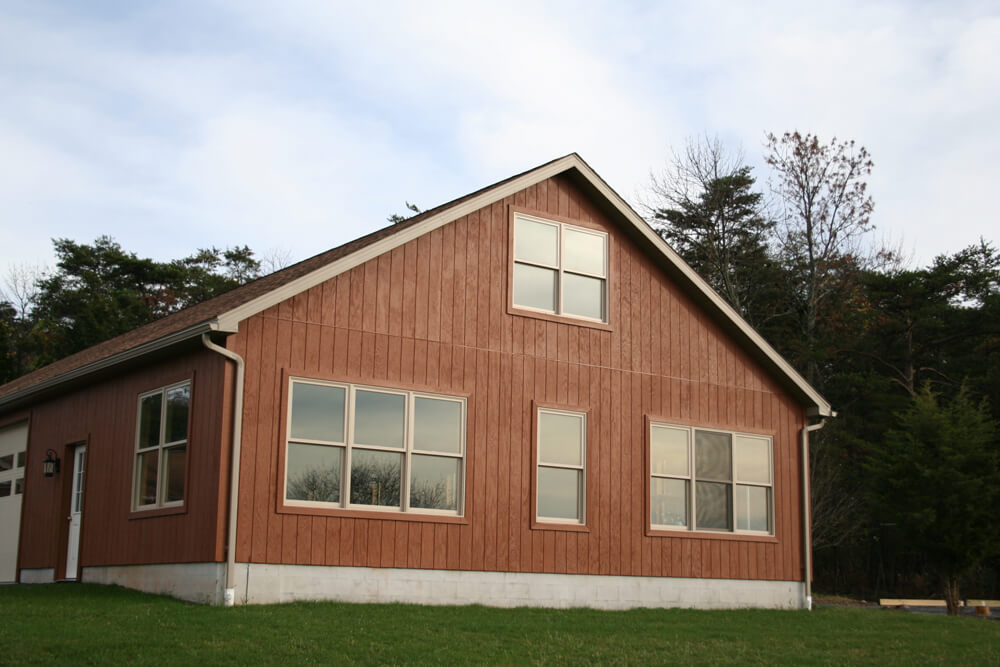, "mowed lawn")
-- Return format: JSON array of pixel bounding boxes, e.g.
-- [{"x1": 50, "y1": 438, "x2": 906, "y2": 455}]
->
[{"x1": 1, "y1": 584, "x2": 998, "y2": 664}]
